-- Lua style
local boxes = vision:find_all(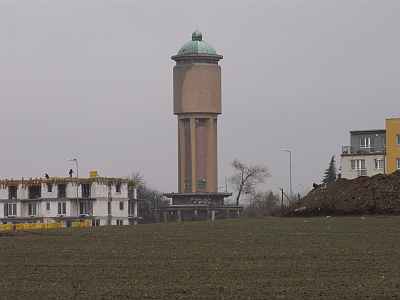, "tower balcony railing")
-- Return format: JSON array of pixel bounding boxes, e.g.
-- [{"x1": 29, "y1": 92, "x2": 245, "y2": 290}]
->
[{"x1": 342, "y1": 146, "x2": 386, "y2": 155}]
